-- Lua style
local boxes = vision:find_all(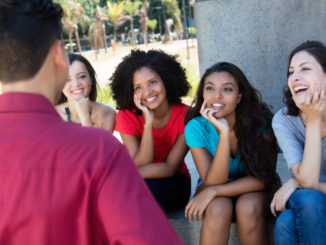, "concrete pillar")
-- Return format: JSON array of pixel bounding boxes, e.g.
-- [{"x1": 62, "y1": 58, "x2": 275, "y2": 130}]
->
[{"x1": 194, "y1": 0, "x2": 326, "y2": 111}]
